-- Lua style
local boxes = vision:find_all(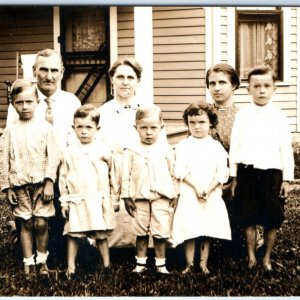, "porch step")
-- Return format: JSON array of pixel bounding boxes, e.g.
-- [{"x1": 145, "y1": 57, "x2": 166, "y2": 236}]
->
[{"x1": 165, "y1": 122, "x2": 187, "y2": 145}]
